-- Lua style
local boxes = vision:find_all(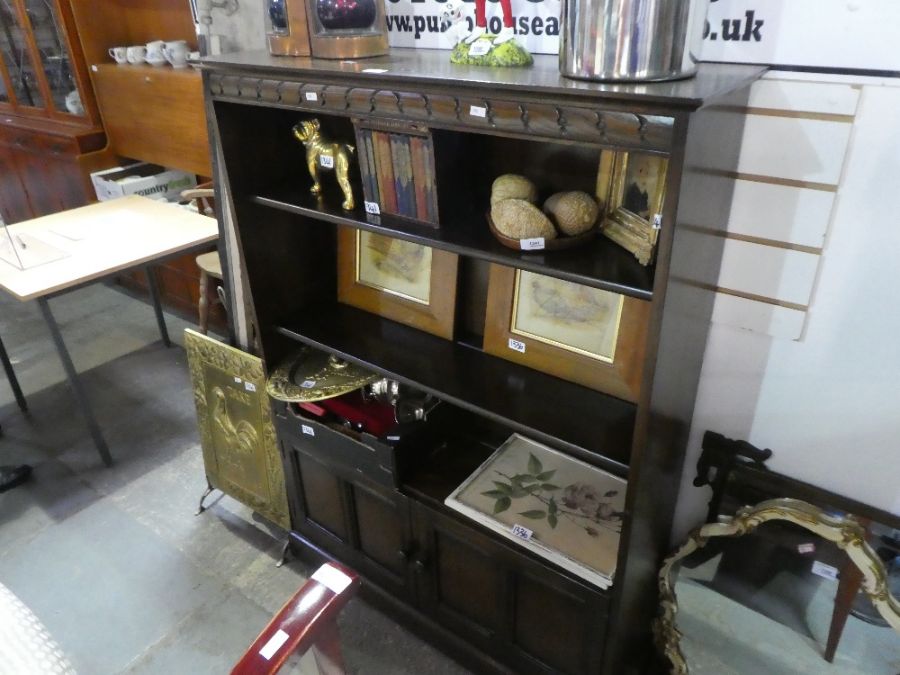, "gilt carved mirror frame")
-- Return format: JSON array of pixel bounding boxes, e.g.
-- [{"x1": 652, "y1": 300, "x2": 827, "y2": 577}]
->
[{"x1": 654, "y1": 498, "x2": 900, "y2": 674}]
